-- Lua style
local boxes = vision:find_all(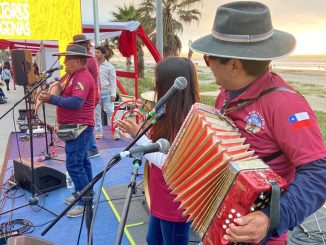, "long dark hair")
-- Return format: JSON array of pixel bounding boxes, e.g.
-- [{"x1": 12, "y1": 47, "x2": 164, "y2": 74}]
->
[{"x1": 151, "y1": 57, "x2": 200, "y2": 143}]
